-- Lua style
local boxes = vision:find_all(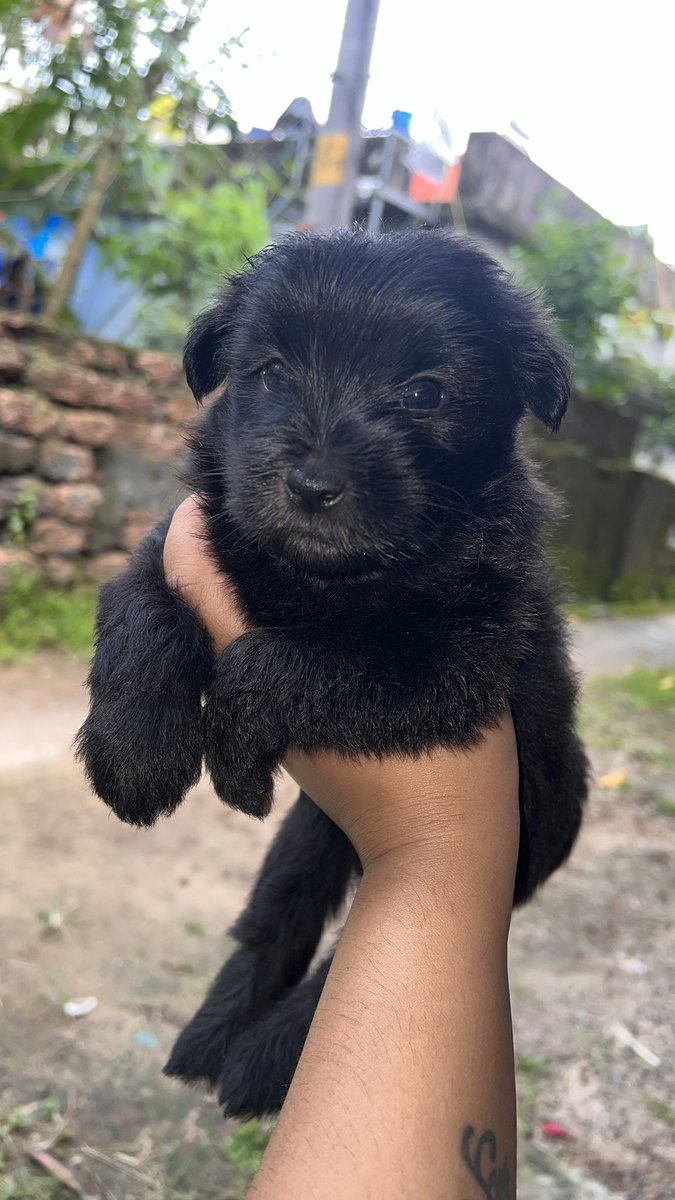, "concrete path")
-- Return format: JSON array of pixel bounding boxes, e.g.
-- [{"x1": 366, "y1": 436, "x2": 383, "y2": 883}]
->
[{"x1": 571, "y1": 612, "x2": 675, "y2": 677}]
